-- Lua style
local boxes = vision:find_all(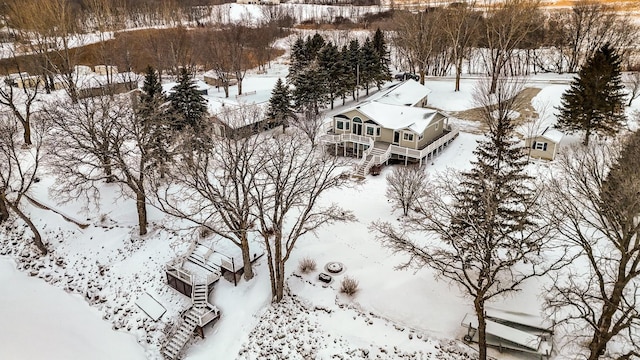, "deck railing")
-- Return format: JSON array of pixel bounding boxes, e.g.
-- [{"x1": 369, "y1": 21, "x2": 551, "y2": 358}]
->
[
  {"x1": 198, "y1": 305, "x2": 220, "y2": 327},
  {"x1": 166, "y1": 263, "x2": 193, "y2": 285}
]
